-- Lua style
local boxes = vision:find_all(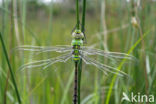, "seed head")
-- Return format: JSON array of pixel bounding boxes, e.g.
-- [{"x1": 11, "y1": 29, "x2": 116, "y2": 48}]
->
[{"x1": 131, "y1": 16, "x2": 139, "y2": 28}]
